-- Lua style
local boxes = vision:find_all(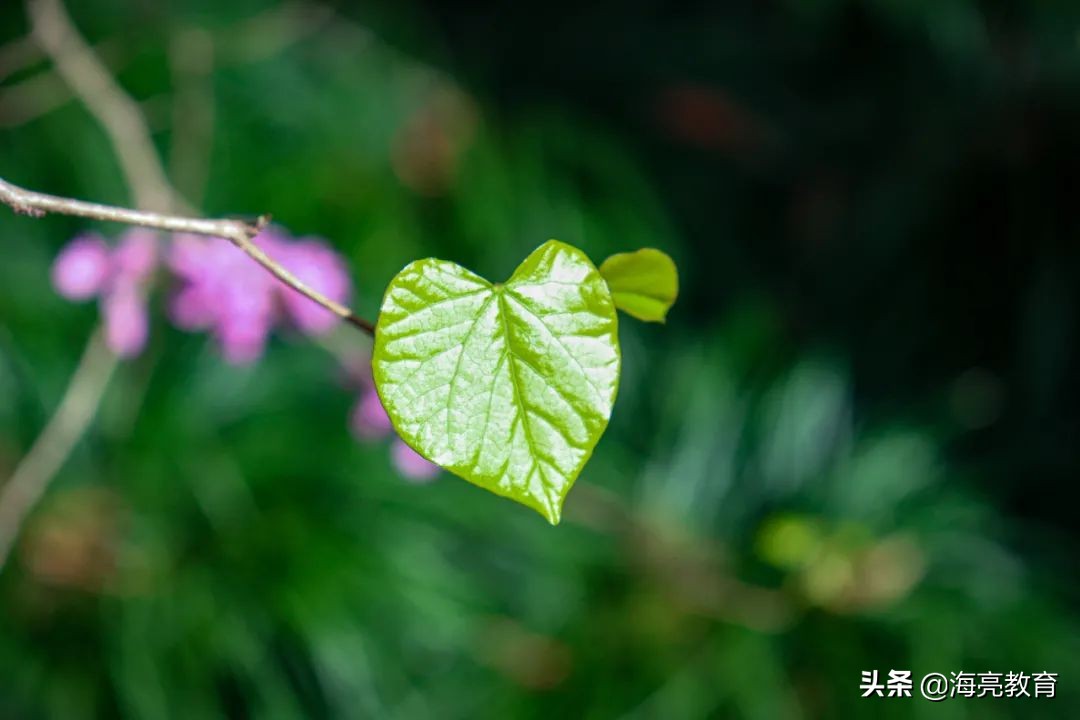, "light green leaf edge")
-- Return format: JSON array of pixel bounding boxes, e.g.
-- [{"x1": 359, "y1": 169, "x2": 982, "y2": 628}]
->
[
  {"x1": 598, "y1": 247, "x2": 679, "y2": 323},
  {"x1": 372, "y1": 240, "x2": 621, "y2": 524}
]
